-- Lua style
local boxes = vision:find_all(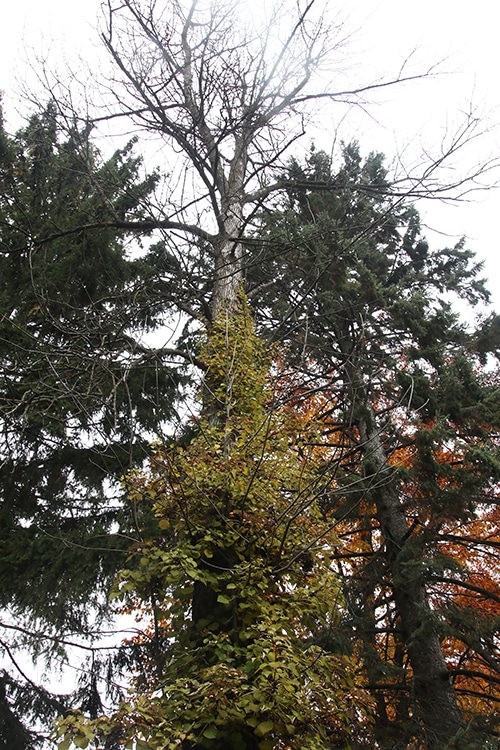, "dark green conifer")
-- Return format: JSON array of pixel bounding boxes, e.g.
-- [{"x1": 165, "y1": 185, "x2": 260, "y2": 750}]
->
[
  {"x1": 0, "y1": 104, "x2": 183, "y2": 744},
  {"x1": 249, "y1": 143, "x2": 500, "y2": 748}
]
